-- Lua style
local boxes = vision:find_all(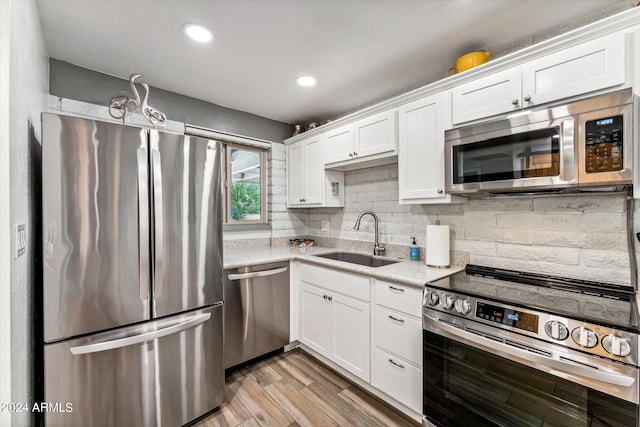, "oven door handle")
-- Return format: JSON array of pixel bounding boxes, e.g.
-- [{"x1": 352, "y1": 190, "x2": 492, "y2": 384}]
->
[{"x1": 424, "y1": 315, "x2": 635, "y2": 387}]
